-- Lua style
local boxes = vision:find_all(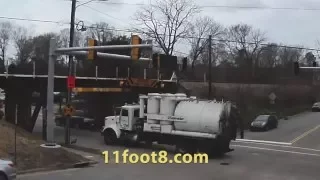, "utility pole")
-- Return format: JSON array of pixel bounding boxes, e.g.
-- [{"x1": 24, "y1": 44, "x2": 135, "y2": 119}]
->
[
  {"x1": 208, "y1": 35, "x2": 212, "y2": 99},
  {"x1": 65, "y1": 0, "x2": 76, "y2": 145}
]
